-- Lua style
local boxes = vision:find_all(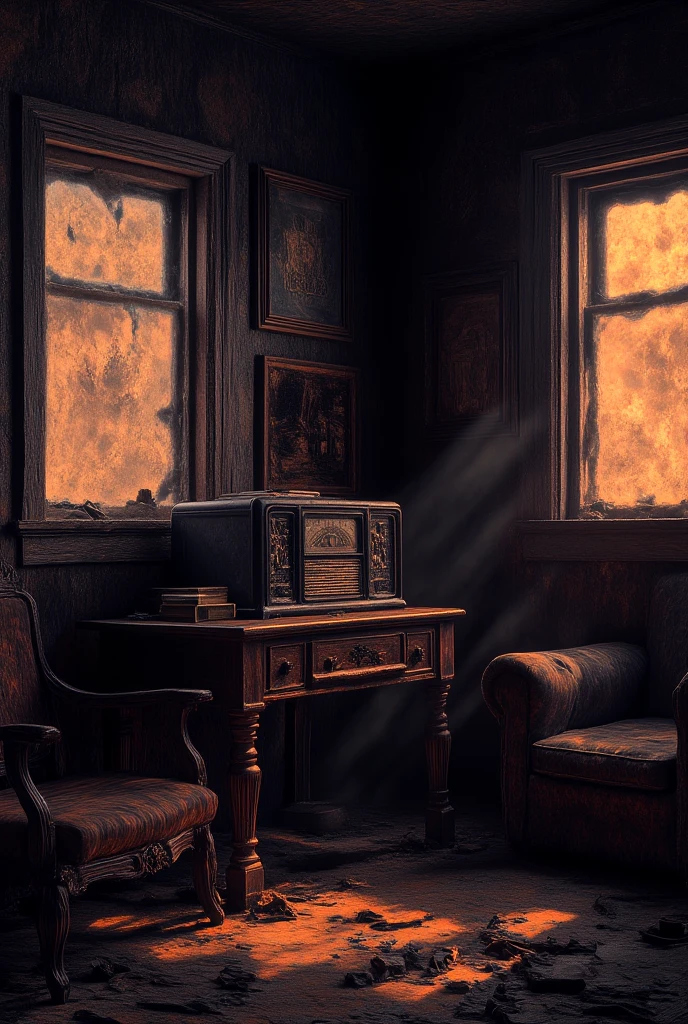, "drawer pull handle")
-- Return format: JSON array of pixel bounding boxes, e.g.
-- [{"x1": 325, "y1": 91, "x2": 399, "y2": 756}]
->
[
  {"x1": 348, "y1": 644, "x2": 384, "y2": 667},
  {"x1": 278, "y1": 660, "x2": 294, "y2": 676},
  {"x1": 410, "y1": 646, "x2": 425, "y2": 666},
  {"x1": 323, "y1": 656, "x2": 339, "y2": 672}
]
